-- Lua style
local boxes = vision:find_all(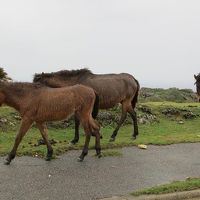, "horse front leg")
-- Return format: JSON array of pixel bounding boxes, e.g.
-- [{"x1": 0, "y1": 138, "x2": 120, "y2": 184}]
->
[
  {"x1": 71, "y1": 116, "x2": 80, "y2": 145},
  {"x1": 4, "y1": 117, "x2": 33, "y2": 165},
  {"x1": 110, "y1": 104, "x2": 127, "y2": 142}
]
